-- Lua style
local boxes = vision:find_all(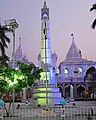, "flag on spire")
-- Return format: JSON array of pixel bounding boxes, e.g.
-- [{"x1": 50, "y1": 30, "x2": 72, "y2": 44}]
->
[
  {"x1": 71, "y1": 33, "x2": 73, "y2": 36},
  {"x1": 71, "y1": 33, "x2": 74, "y2": 42}
]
